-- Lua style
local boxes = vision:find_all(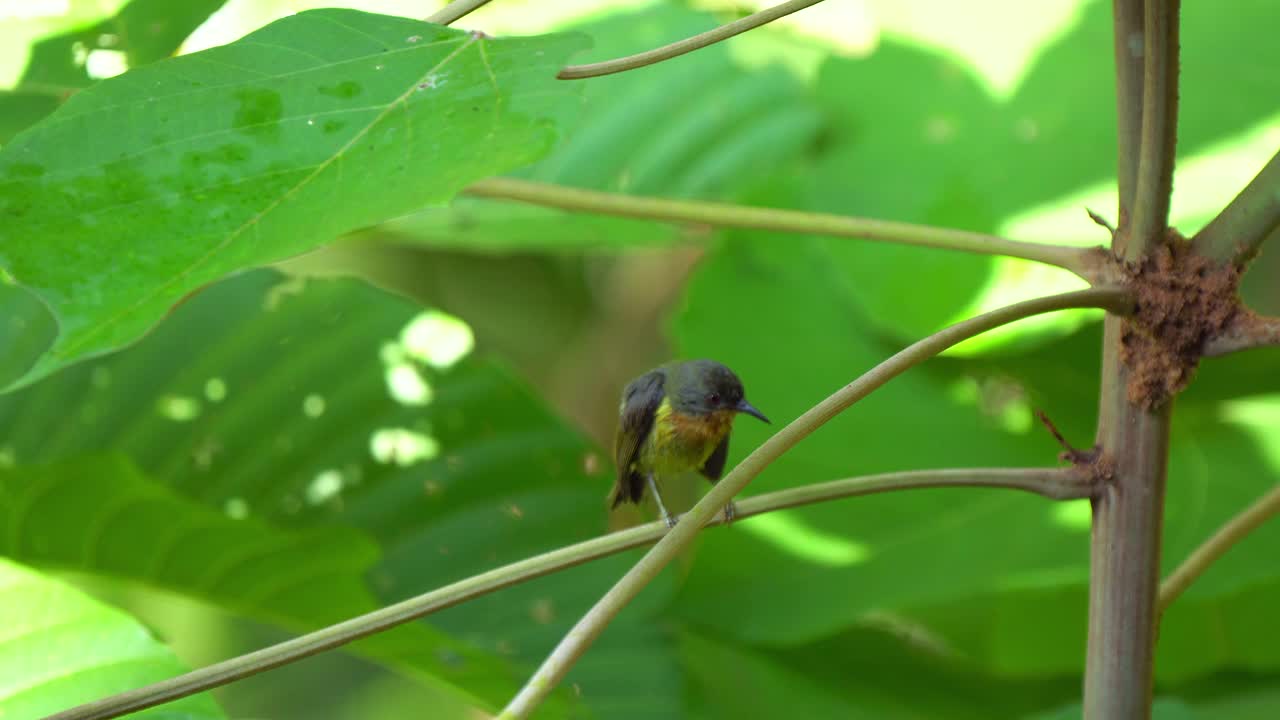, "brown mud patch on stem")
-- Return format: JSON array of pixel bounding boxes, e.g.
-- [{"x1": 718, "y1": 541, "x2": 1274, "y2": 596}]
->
[{"x1": 1121, "y1": 230, "x2": 1241, "y2": 408}]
